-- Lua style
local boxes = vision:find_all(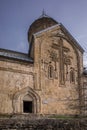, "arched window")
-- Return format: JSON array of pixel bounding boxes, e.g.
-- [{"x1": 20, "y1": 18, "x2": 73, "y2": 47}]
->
[
  {"x1": 70, "y1": 69, "x2": 75, "y2": 83},
  {"x1": 48, "y1": 65, "x2": 54, "y2": 79}
]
